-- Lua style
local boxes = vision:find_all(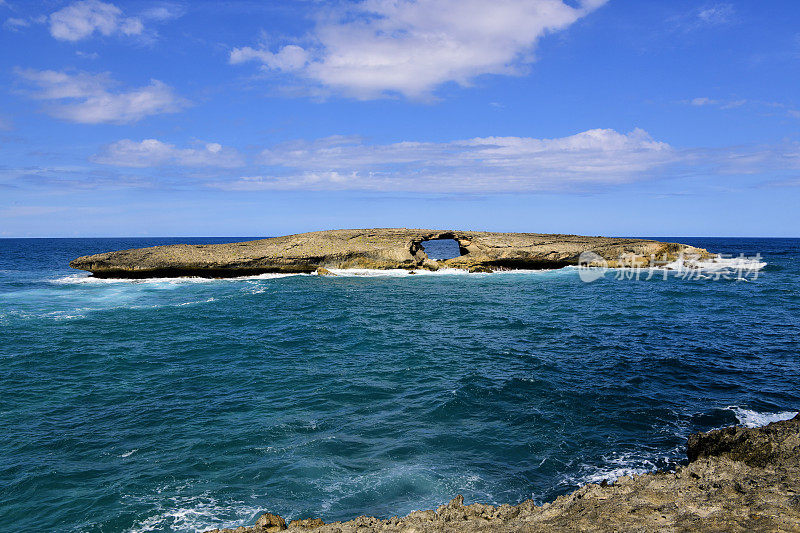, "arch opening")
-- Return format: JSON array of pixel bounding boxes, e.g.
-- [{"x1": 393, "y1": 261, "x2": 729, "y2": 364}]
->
[{"x1": 420, "y1": 238, "x2": 463, "y2": 260}]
